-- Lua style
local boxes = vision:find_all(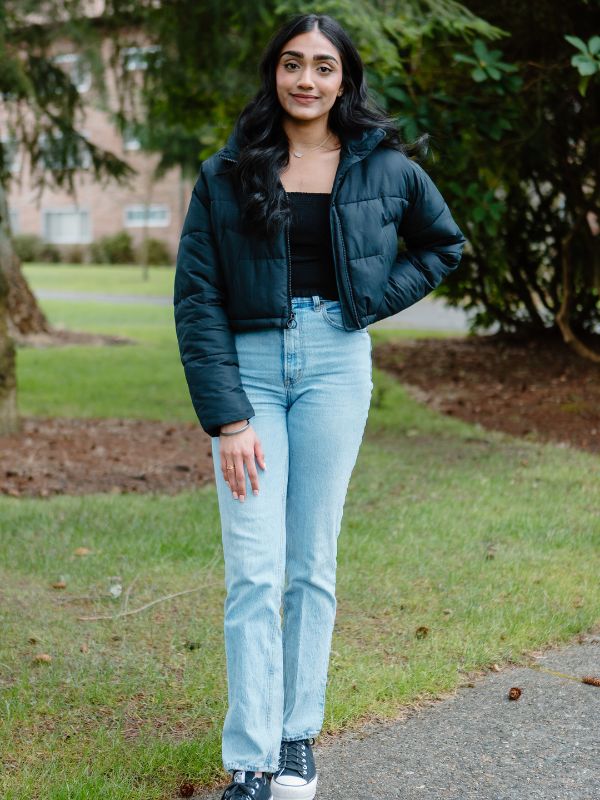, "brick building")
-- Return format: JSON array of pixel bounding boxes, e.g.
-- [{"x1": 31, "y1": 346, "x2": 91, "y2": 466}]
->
[{"x1": 3, "y1": 23, "x2": 190, "y2": 264}]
